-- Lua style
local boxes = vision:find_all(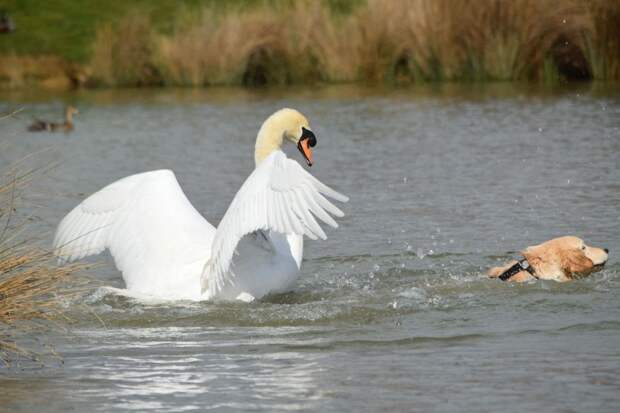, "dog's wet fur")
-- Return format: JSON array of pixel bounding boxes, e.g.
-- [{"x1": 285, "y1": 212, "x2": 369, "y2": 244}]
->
[{"x1": 488, "y1": 236, "x2": 609, "y2": 282}]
